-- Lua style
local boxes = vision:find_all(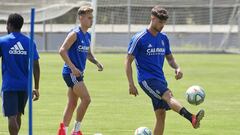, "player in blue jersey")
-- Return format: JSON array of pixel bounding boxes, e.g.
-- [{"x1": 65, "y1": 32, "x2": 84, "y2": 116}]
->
[
  {"x1": 0, "y1": 13, "x2": 40, "y2": 135},
  {"x1": 59, "y1": 5, "x2": 103, "y2": 135},
  {"x1": 125, "y1": 5, "x2": 204, "y2": 135}
]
